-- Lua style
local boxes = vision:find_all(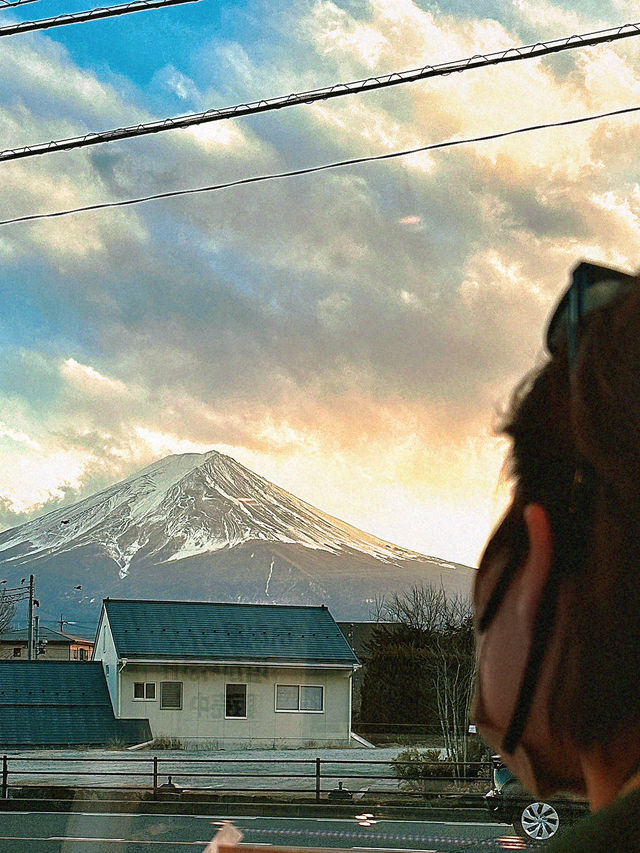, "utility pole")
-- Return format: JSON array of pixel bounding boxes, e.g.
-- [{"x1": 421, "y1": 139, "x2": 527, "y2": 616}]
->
[{"x1": 27, "y1": 574, "x2": 35, "y2": 661}]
